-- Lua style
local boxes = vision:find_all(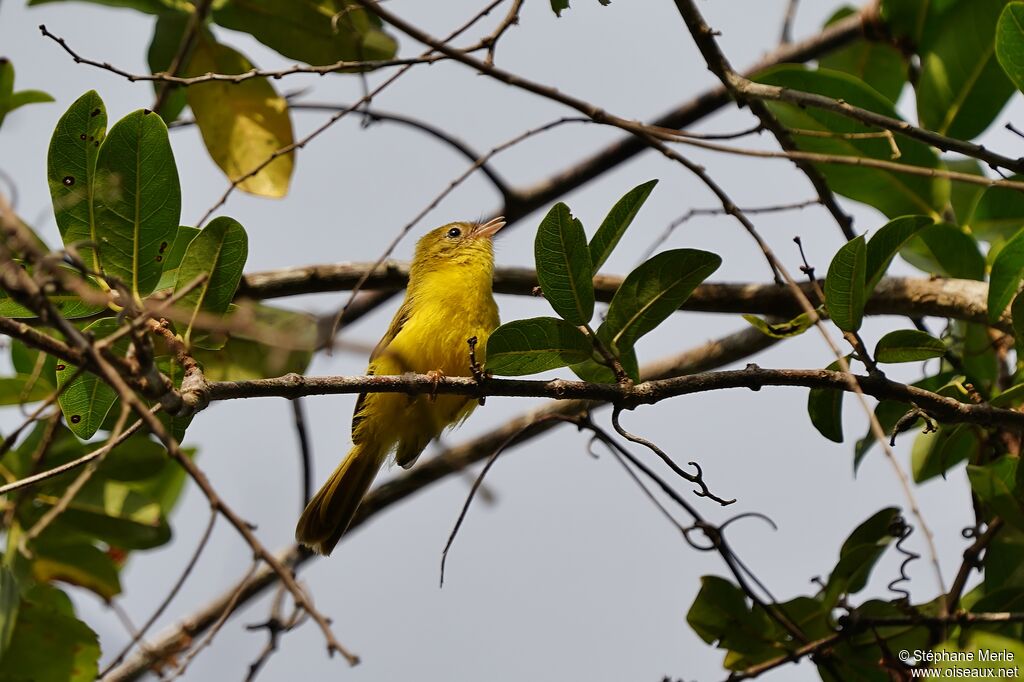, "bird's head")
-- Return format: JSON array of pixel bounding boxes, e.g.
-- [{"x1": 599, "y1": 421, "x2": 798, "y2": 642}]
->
[{"x1": 411, "y1": 216, "x2": 505, "y2": 273}]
